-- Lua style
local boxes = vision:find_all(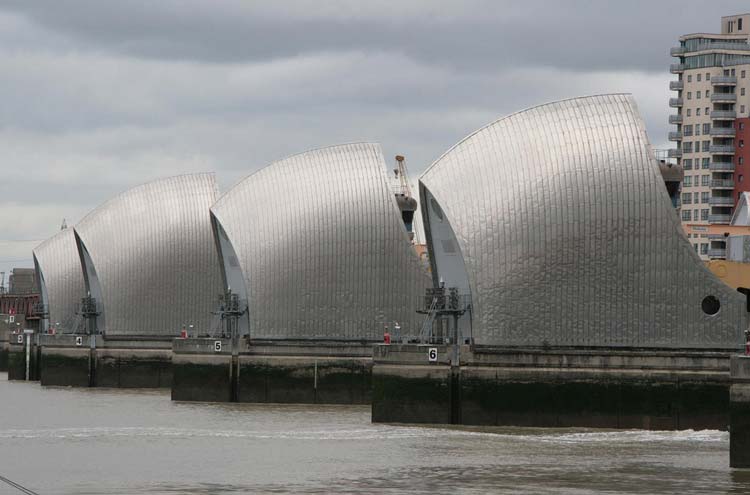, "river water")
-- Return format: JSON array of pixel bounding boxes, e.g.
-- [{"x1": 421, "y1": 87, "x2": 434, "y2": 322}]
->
[{"x1": 0, "y1": 373, "x2": 749, "y2": 495}]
